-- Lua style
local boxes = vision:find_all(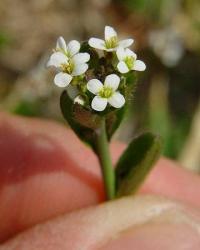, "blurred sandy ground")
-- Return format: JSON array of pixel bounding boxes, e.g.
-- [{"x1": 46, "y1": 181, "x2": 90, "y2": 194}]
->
[{"x1": 0, "y1": 0, "x2": 199, "y2": 172}]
